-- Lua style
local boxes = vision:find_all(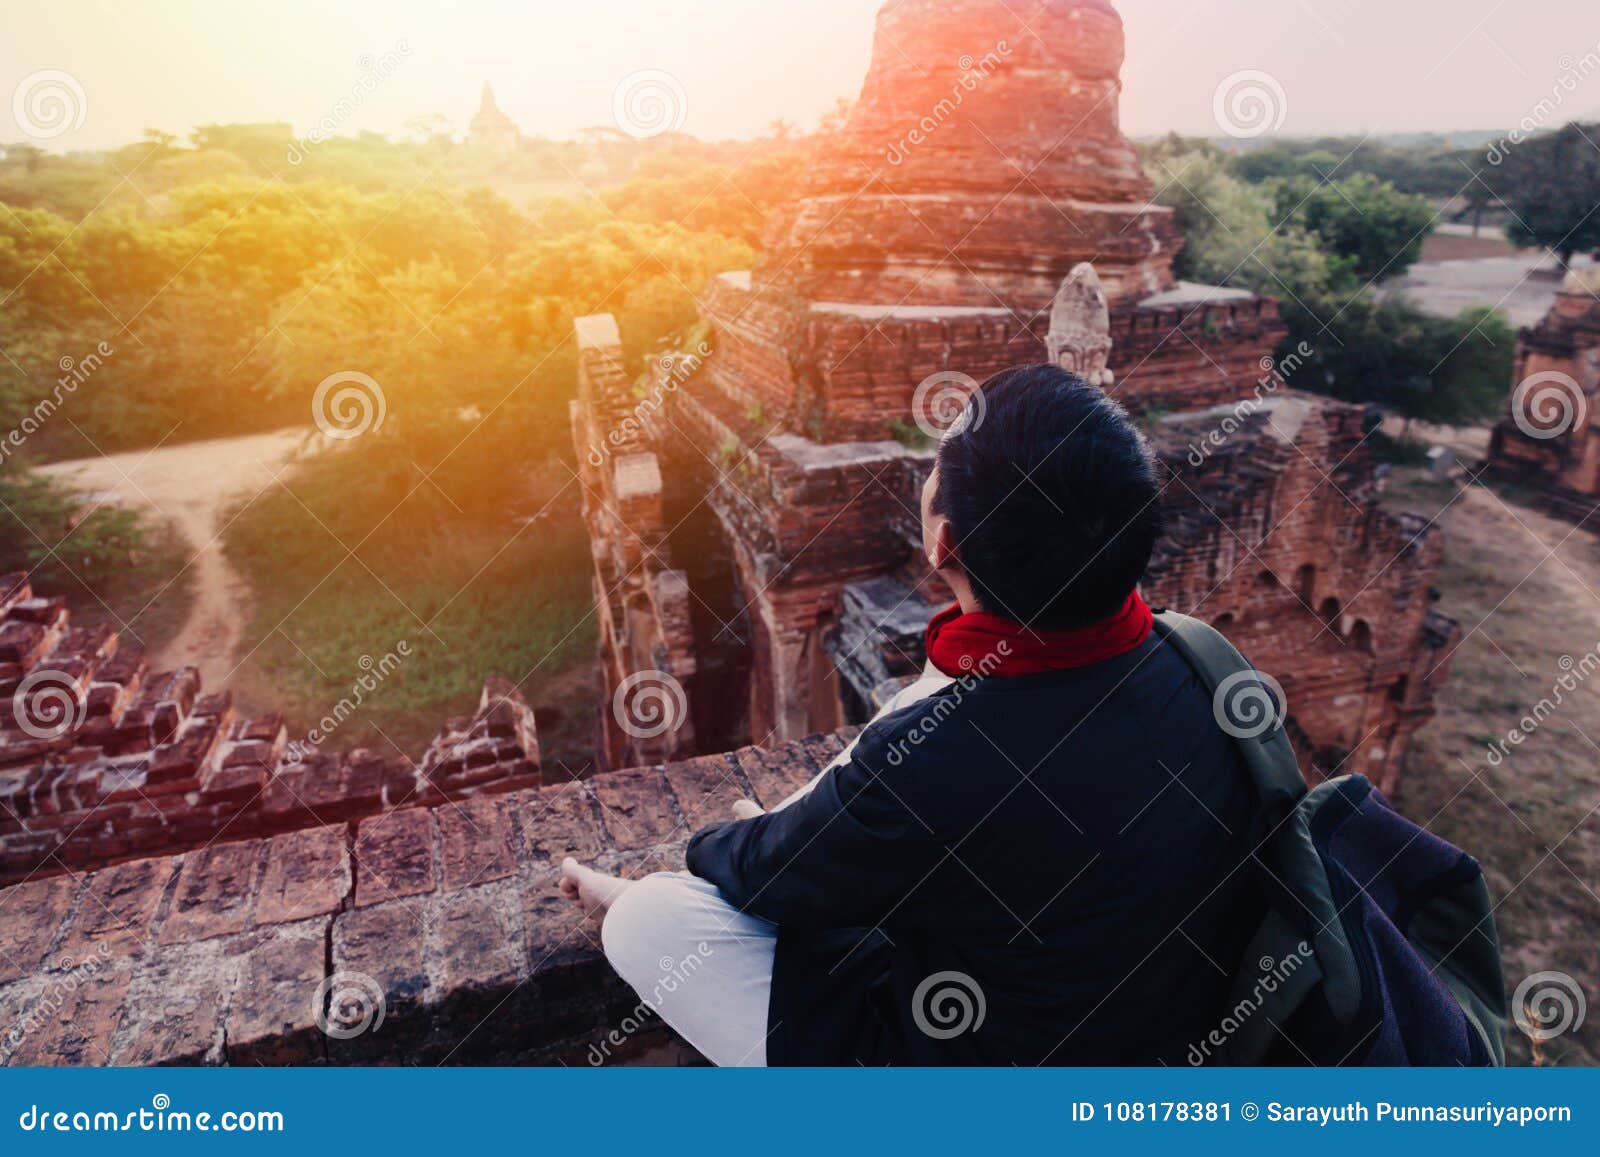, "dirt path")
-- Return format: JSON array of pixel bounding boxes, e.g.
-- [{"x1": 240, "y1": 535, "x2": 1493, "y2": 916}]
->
[
  {"x1": 1386, "y1": 249, "x2": 1599, "y2": 329},
  {"x1": 37, "y1": 429, "x2": 306, "y2": 689},
  {"x1": 1383, "y1": 466, "x2": 1600, "y2": 1065}
]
